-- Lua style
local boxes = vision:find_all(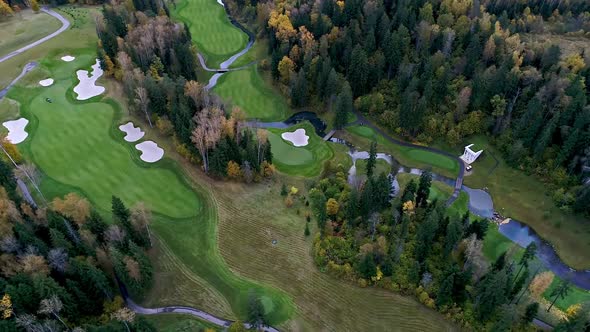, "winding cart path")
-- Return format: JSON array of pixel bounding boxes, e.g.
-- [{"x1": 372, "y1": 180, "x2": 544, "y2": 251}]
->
[{"x1": 0, "y1": 8, "x2": 70, "y2": 64}]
